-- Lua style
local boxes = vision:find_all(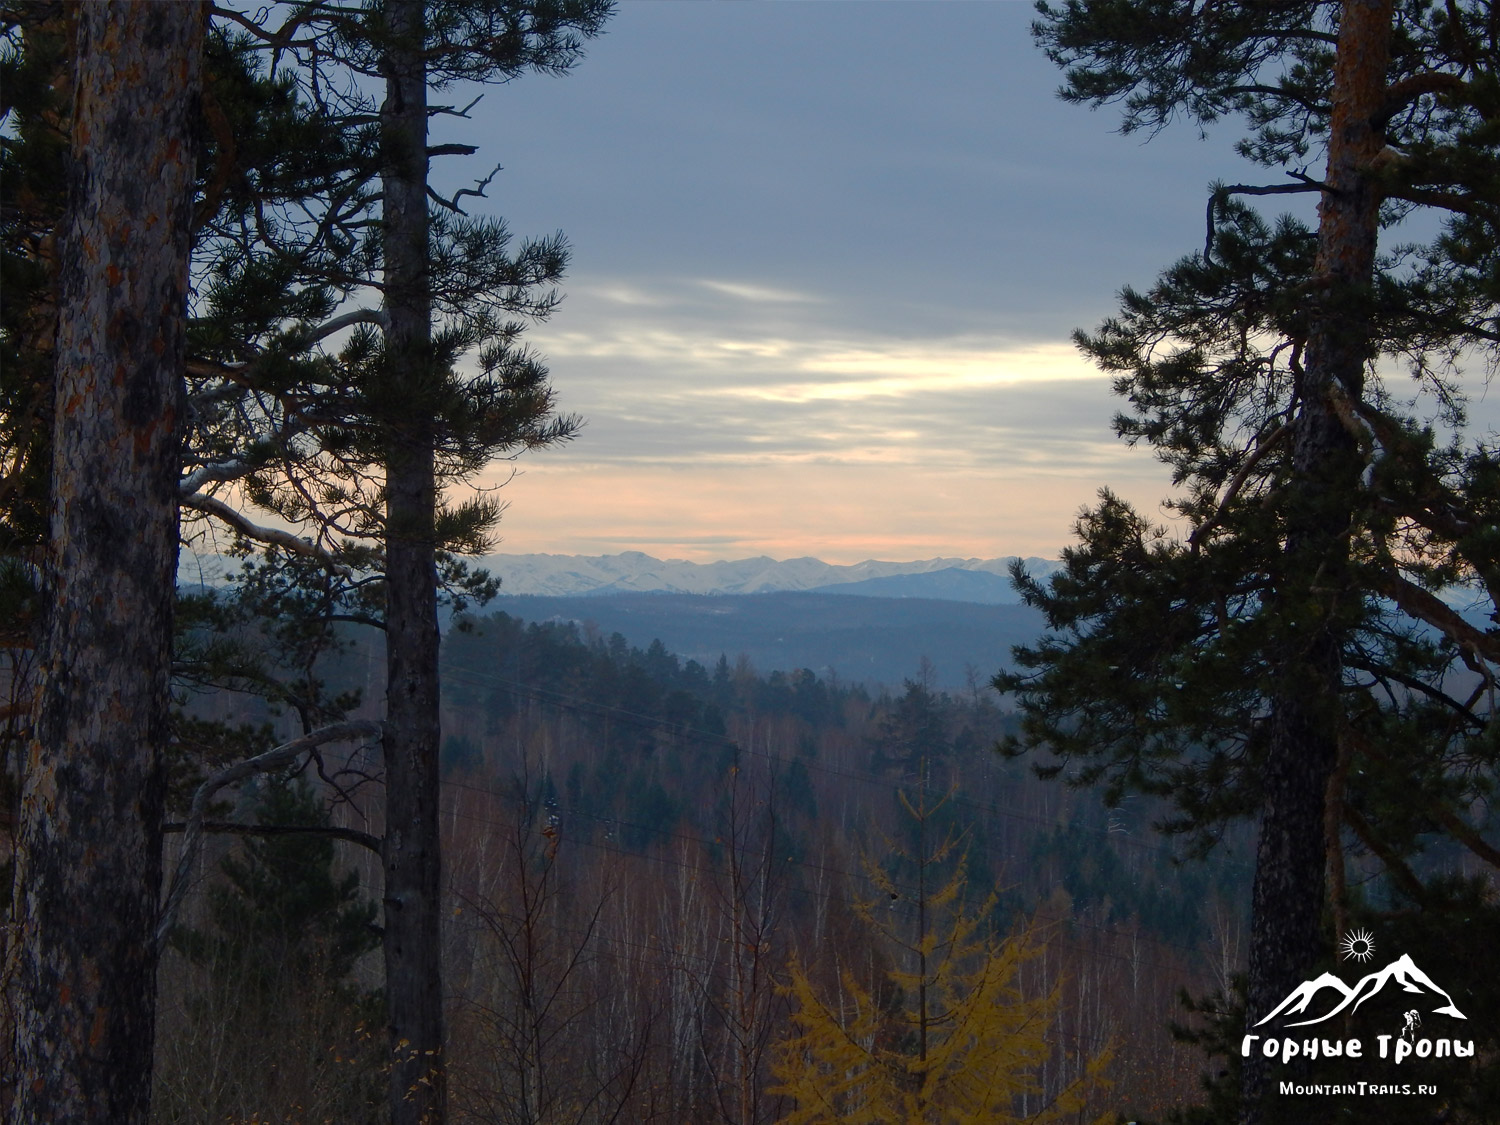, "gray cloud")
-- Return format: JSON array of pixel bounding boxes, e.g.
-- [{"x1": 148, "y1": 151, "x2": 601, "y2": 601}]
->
[
  {"x1": 433, "y1": 2, "x2": 1490, "y2": 561},
  {"x1": 454, "y1": 1, "x2": 1262, "y2": 342}
]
